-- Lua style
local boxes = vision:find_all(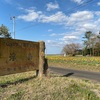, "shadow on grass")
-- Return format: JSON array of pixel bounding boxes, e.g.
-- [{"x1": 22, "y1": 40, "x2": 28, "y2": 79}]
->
[
  {"x1": 50, "y1": 72, "x2": 74, "y2": 78},
  {"x1": 0, "y1": 76, "x2": 36, "y2": 88},
  {"x1": 63, "y1": 73, "x2": 74, "y2": 77},
  {"x1": 0, "y1": 72, "x2": 74, "y2": 88}
]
